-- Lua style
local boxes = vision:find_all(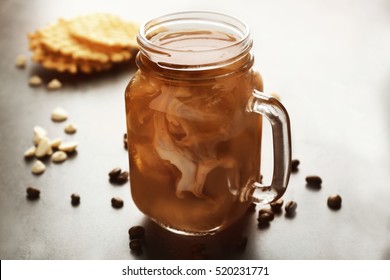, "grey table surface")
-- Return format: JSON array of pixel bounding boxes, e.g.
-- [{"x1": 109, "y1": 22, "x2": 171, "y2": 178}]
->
[{"x1": 1, "y1": 0, "x2": 390, "y2": 260}]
